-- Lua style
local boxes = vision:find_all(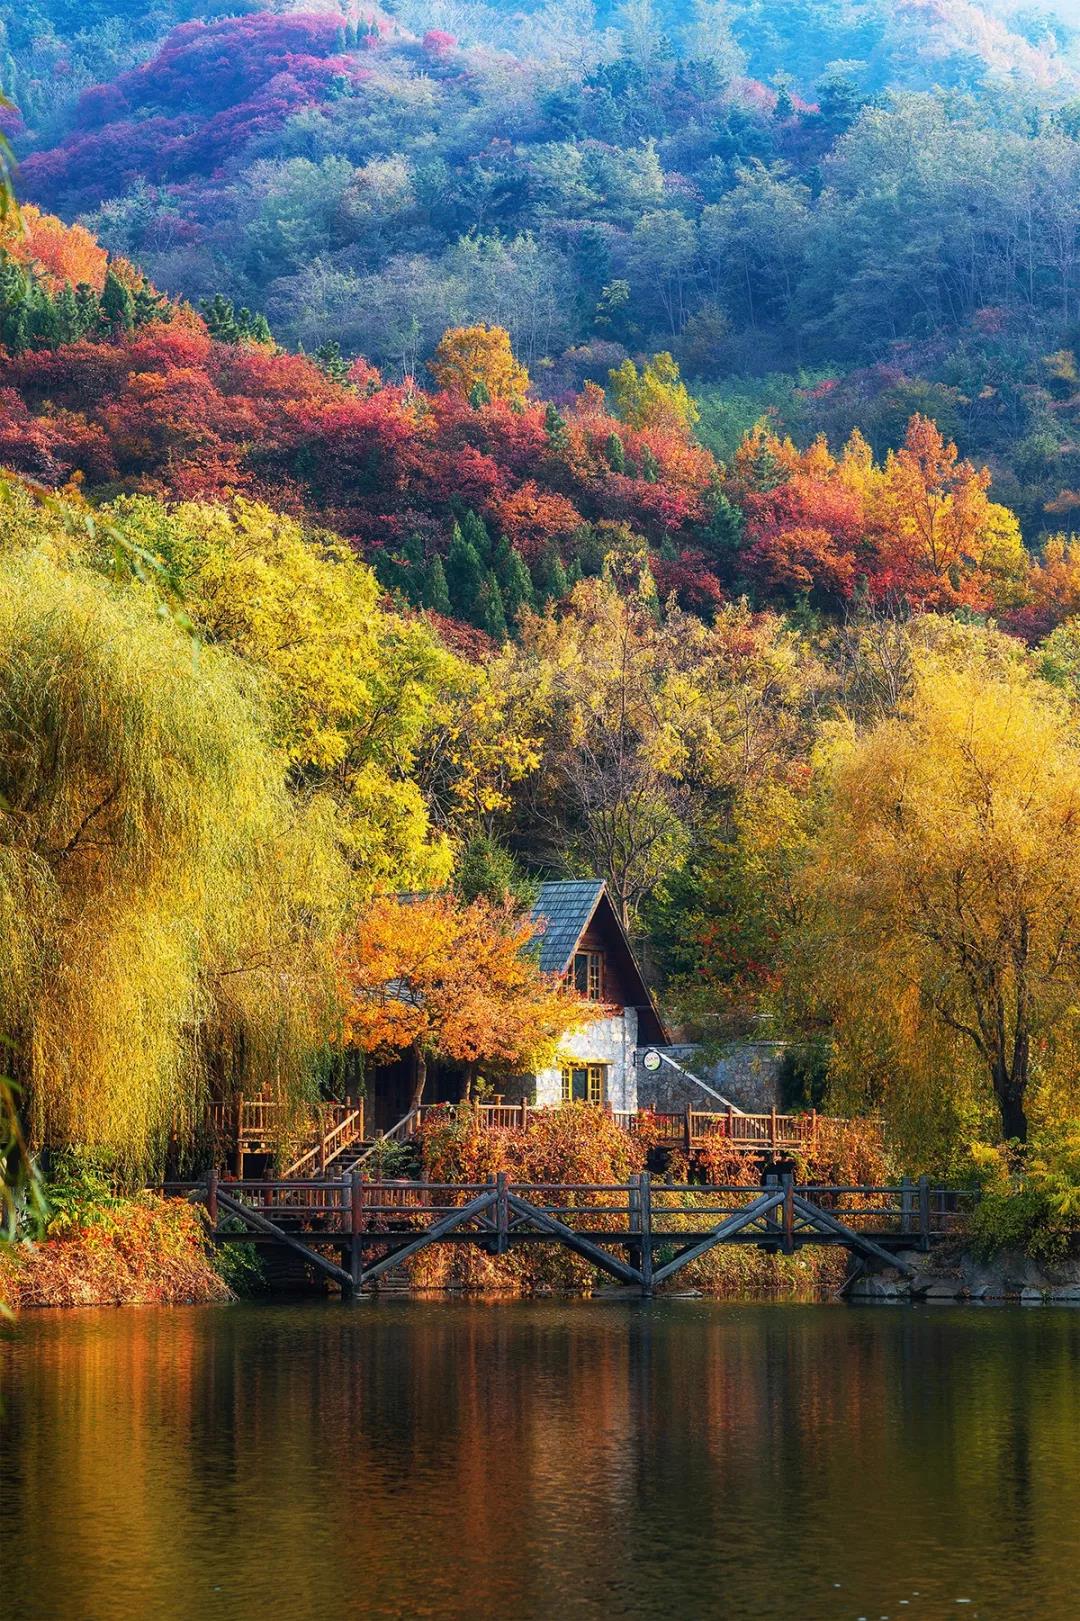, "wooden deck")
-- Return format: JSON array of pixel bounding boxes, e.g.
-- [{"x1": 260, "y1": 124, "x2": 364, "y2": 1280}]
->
[
  {"x1": 162, "y1": 1173, "x2": 966, "y2": 1297},
  {"x1": 421, "y1": 1103, "x2": 835, "y2": 1152}
]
